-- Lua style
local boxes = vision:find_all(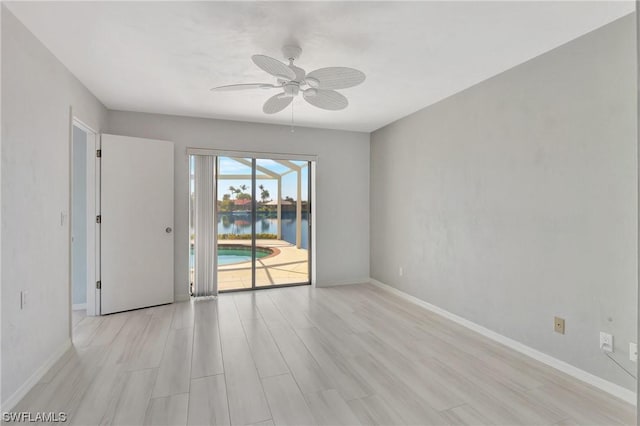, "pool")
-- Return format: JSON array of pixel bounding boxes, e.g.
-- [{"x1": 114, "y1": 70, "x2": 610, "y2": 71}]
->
[
  {"x1": 187, "y1": 245, "x2": 271, "y2": 267},
  {"x1": 189, "y1": 245, "x2": 275, "y2": 267},
  {"x1": 218, "y1": 252, "x2": 252, "y2": 265},
  {"x1": 218, "y1": 245, "x2": 273, "y2": 265}
]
